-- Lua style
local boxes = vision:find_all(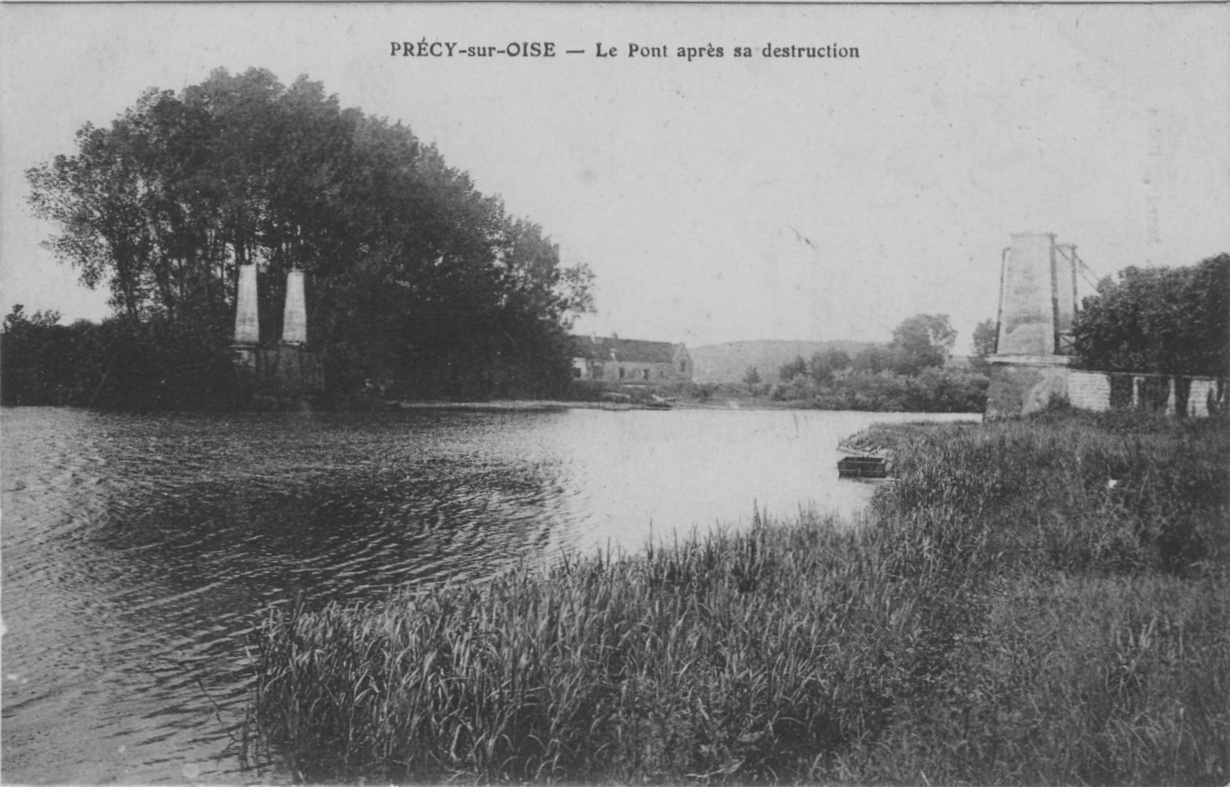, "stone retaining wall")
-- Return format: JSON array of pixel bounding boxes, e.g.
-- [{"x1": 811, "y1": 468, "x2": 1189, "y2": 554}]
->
[
  {"x1": 235, "y1": 344, "x2": 324, "y2": 398},
  {"x1": 989, "y1": 359, "x2": 1224, "y2": 418},
  {"x1": 1067, "y1": 370, "x2": 1112, "y2": 411}
]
